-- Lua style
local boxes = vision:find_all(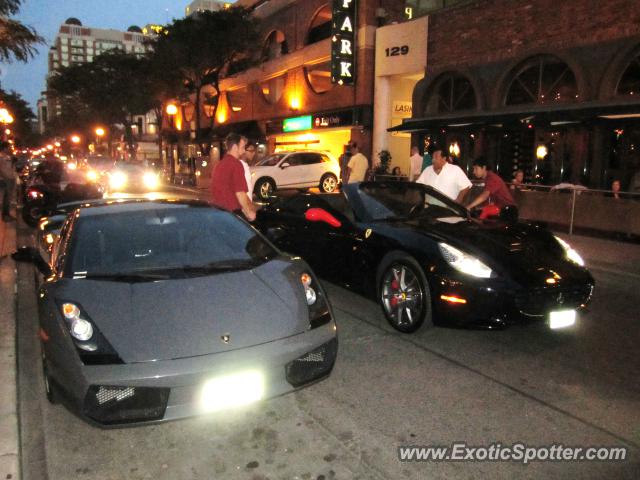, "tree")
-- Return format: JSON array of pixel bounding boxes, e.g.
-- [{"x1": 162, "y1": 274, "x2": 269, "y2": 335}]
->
[
  {"x1": 48, "y1": 50, "x2": 156, "y2": 158},
  {"x1": 0, "y1": 87, "x2": 36, "y2": 146},
  {"x1": 148, "y1": 7, "x2": 260, "y2": 147},
  {"x1": 0, "y1": 0, "x2": 44, "y2": 63}
]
